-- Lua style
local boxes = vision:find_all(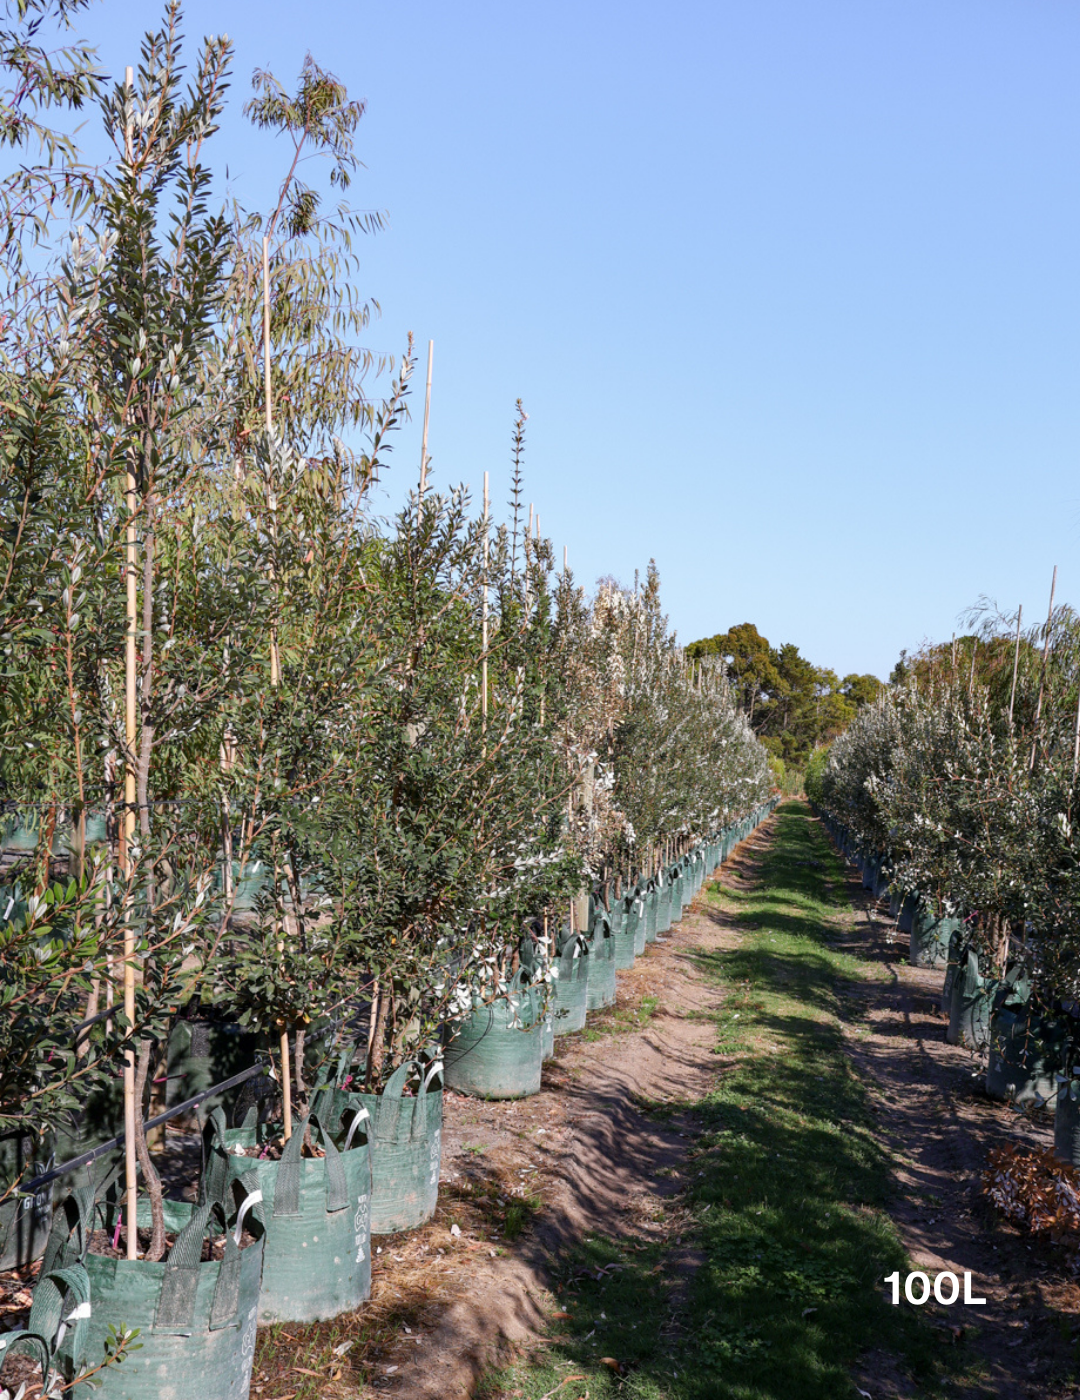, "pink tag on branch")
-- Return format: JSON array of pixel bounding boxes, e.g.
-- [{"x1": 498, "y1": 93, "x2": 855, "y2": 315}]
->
[{"x1": 112, "y1": 1220, "x2": 122, "y2": 1250}]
